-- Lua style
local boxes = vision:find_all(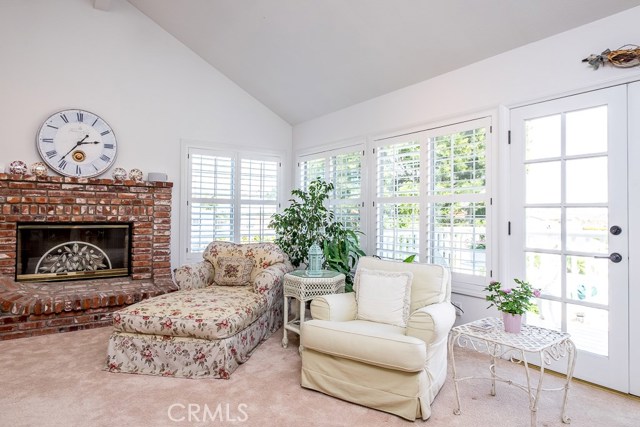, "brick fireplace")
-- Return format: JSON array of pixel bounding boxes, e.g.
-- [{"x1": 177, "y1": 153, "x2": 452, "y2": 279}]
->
[{"x1": 0, "y1": 173, "x2": 178, "y2": 340}]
